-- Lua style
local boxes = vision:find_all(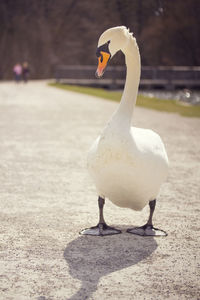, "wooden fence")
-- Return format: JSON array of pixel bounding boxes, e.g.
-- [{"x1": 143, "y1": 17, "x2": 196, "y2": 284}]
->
[{"x1": 55, "y1": 65, "x2": 200, "y2": 90}]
